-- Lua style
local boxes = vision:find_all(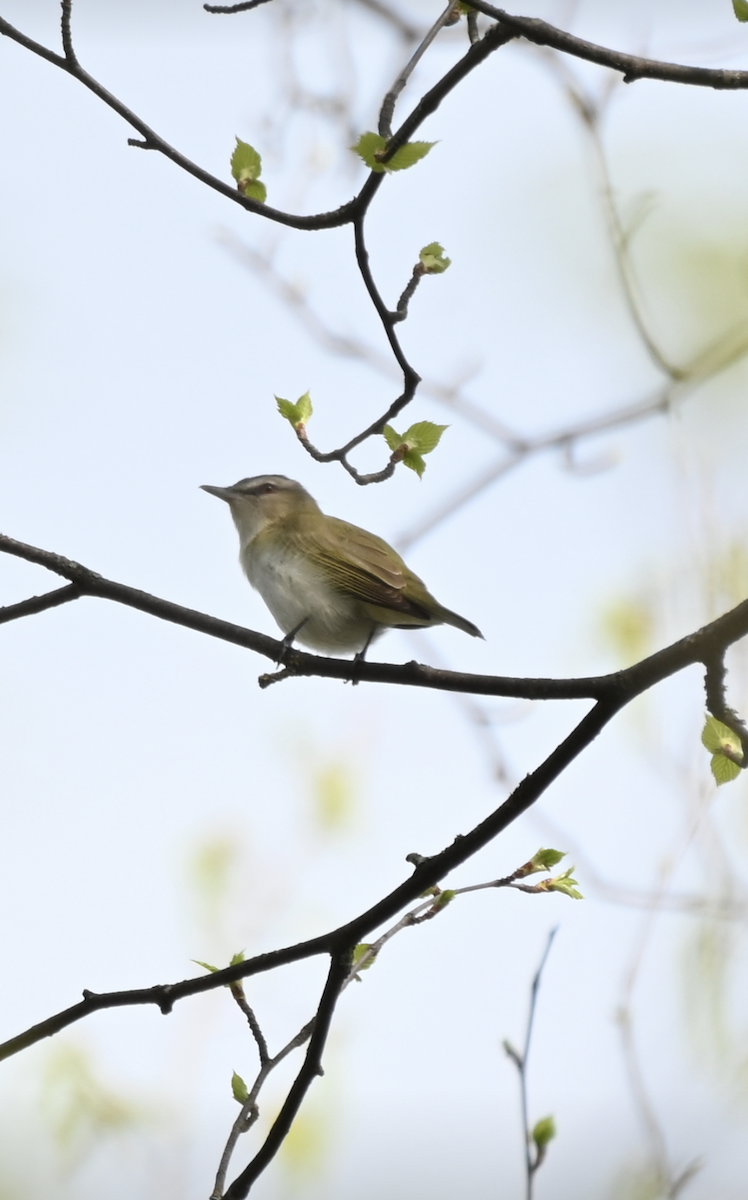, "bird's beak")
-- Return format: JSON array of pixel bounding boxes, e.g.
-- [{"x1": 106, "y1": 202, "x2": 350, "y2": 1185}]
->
[{"x1": 200, "y1": 484, "x2": 234, "y2": 502}]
